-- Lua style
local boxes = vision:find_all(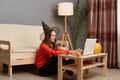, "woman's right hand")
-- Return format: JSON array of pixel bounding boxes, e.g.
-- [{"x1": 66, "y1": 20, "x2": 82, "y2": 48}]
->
[
  {"x1": 69, "y1": 48, "x2": 83, "y2": 55},
  {"x1": 69, "y1": 50, "x2": 77, "y2": 54}
]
